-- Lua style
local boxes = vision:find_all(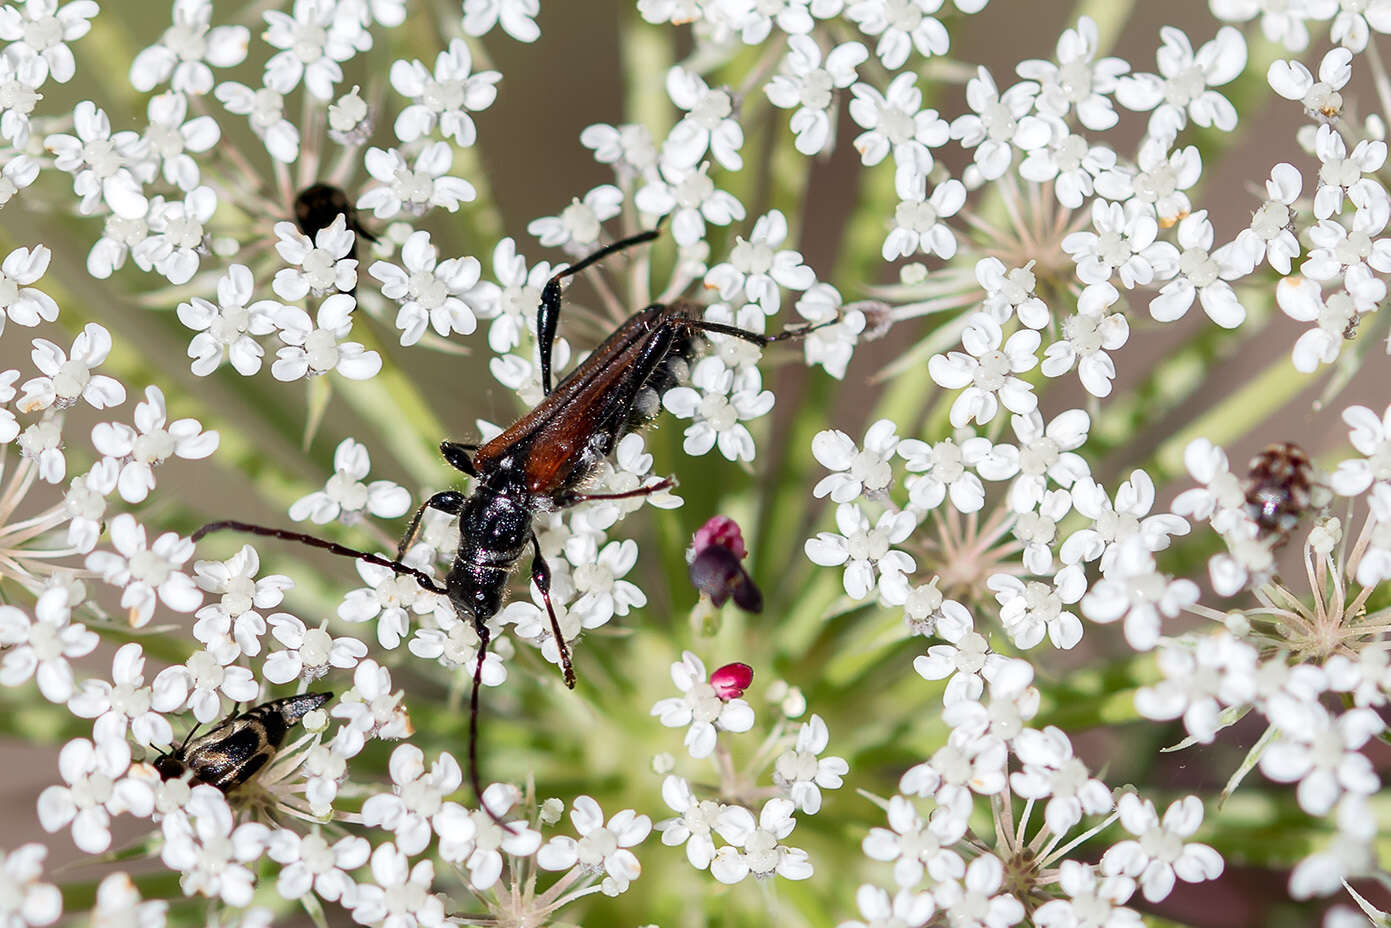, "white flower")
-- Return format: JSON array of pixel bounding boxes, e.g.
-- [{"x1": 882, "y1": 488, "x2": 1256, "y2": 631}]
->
[
  {"x1": 19, "y1": 322, "x2": 127, "y2": 414},
  {"x1": 581, "y1": 121, "x2": 659, "y2": 179},
  {"x1": 289, "y1": 437, "x2": 410, "y2": 526},
  {"x1": 949, "y1": 66, "x2": 1048, "y2": 184},
  {"x1": 272, "y1": 215, "x2": 358, "y2": 299},
  {"x1": 62, "y1": 459, "x2": 117, "y2": 553},
  {"x1": 1268, "y1": 47, "x2": 1353, "y2": 121},
  {"x1": 0, "y1": 589, "x2": 96, "y2": 702},
  {"x1": 192, "y1": 545, "x2": 290, "y2": 661},
  {"x1": 329, "y1": 659, "x2": 412, "y2": 755},
  {"x1": 1062, "y1": 470, "x2": 1188, "y2": 571},
  {"x1": 214, "y1": 80, "x2": 299, "y2": 162},
  {"x1": 772, "y1": 714, "x2": 848, "y2": 813},
  {"x1": 177, "y1": 263, "x2": 281, "y2": 376},
  {"x1": 344, "y1": 557, "x2": 442, "y2": 651},
  {"x1": 67, "y1": 642, "x2": 185, "y2": 747},
  {"x1": 0, "y1": 54, "x2": 42, "y2": 148},
  {"x1": 712, "y1": 797, "x2": 812, "y2": 883},
  {"x1": 804, "y1": 501, "x2": 916, "y2": 601},
  {"x1": 1275, "y1": 272, "x2": 1384, "y2": 373},
  {"x1": 1062, "y1": 199, "x2": 1179, "y2": 290},
  {"x1": 370, "y1": 229, "x2": 481, "y2": 345},
  {"x1": 1315, "y1": 0, "x2": 1391, "y2": 52},
  {"x1": 656, "y1": 775, "x2": 725, "y2": 870},
  {"x1": 160, "y1": 787, "x2": 267, "y2": 905},
  {"x1": 883, "y1": 173, "x2": 965, "y2": 261},
  {"x1": 0, "y1": 245, "x2": 57, "y2": 335},
  {"x1": 662, "y1": 357, "x2": 774, "y2": 462},
  {"x1": 537, "y1": 795, "x2": 652, "y2": 896},
  {"x1": 989, "y1": 568, "x2": 1086, "y2": 650},
  {"x1": 812, "y1": 419, "x2": 899, "y2": 503},
  {"x1": 90, "y1": 871, "x2": 167, "y2": 928},
  {"x1": 85, "y1": 515, "x2": 203, "y2": 627},
  {"x1": 838, "y1": 884, "x2": 935, "y2": 928},
  {"x1": 266, "y1": 829, "x2": 367, "y2": 906},
  {"x1": 634, "y1": 160, "x2": 746, "y2": 247},
  {"x1": 357, "y1": 141, "x2": 476, "y2": 219},
  {"x1": 1216, "y1": 162, "x2": 1302, "y2": 277},
  {"x1": 927, "y1": 312, "x2": 1040, "y2": 428},
  {"x1": 1007, "y1": 408, "x2": 1090, "y2": 513},
  {"x1": 261, "y1": 0, "x2": 356, "y2": 100},
  {"x1": 1330, "y1": 403, "x2": 1391, "y2": 496},
  {"x1": 764, "y1": 36, "x2": 866, "y2": 156},
  {"x1": 1081, "y1": 541, "x2": 1198, "y2": 651},
  {"x1": 705, "y1": 210, "x2": 814, "y2": 314},
  {"x1": 92, "y1": 385, "x2": 218, "y2": 504},
  {"x1": 1017, "y1": 16, "x2": 1127, "y2": 131},
  {"x1": 844, "y1": 0, "x2": 949, "y2": 69},
  {"x1": 0, "y1": 0, "x2": 98, "y2": 84},
  {"x1": 1115, "y1": 26, "x2": 1246, "y2": 141},
  {"x1": 362, "y1": 745, "x2": 463, "y2": 855},
  {"x1": 650, "y1": 650, "x2": 755, "y2": 758},
  {"x1": 462, "y1": 0, "x2": 540, "y2": 42},
  {"x1": 664, "y1": 66, "x2": 743, "y2": 171},
  {"x1": 38, "y1": 737, "x2": 152, "y2": 854},
  {"x1": 141, "y1": 91, "x2": 220, "y2": 191},
  {"x1": 564, "y1": 534, "x2": 646, "y2": 627},
  {"x1": 1008, "y1": 726, "x2": 1114, "y2": 834},
  {"x1": 1258, "y1": 702, "x2": 1382, "y2": 815},
  {"x1": 1211, "y1": 0, "x2": 1311, "y2": 51},
  {"x1": 931, "y1": 855, "x2": 1025, "y2": 928},
  {"x1": 898, "y1": 434, "x2": 1015, "y2": 515},
  {"x1": 849, "y1": 72, "x2": 949, "y2": 184},
  {"x1": 390, "y1": 38, "x2": 500, "y2": 147},
  {"x1": 348, "y1": 843, "x2": 446, "y2": 928},
  {"x1": 1100, "y1": 794, "x2": 1223, "y2": 903},
  {"x1": 130, "y1": 0, "x2": 250, "y2": 95},
  {"x1": 133, "y1": 185, "x2": 218, "y2": 285},
  {"x1": 172, "y1": 647, "x2": 258, "y2": 724},
  {"x1": 434, "y1": 783, "x2": 542, "y2": 891},
  {"x1": 1148, "y1": 210, "x2": 1248, "y2": 329},
  {"x1": 43, "y1": 100, "x2": 149, "y2": 217},
  {"x1": 794, "y1": 283, "x2": 866, "y2": 379},
  {"x1": 1033, "y1": 861, "x2": 1140, "y2": 928},
  {"x1": 1128, "y1": 140, "x2": 1201, "y2": 227},
  {"x1": 272, "y1": 294, "x2": 382, "y2": 381},
  {"x1": 526, "y1": 184, "x2": 622, "y2": 252},
  {"x1": 263, "y1": 614, "x2": 367, "y2": 684}
]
